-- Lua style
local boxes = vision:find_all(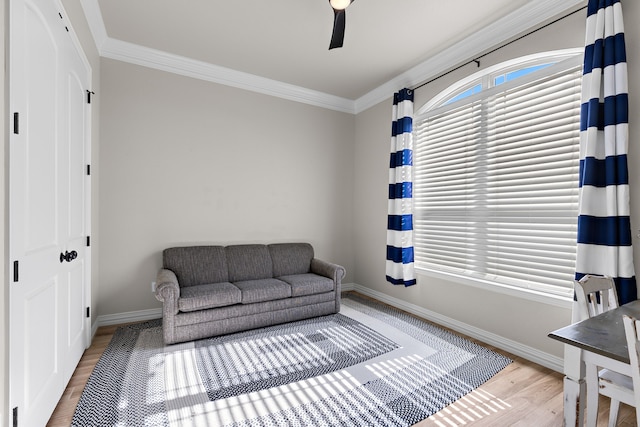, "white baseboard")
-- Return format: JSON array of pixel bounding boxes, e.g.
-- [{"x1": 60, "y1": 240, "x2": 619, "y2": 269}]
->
[
  {"x1": 91, "y1": 319, "x2": 99, "y2": 339},
  {"x1": 88, "y1": 283, "x2": 562, "y2": 373},
  {"x1": 90, "y1": 308, "x2": 162, "y2": 344},
  {"x1": 344, "y1": 282, "x2": 563, "y2": 373},
  {"x1": 95, "y1": 308, "x2": 162, "y2": 328},
  {"x1": 342, "y1": 282, "x2": 356, "y2": 292}
]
